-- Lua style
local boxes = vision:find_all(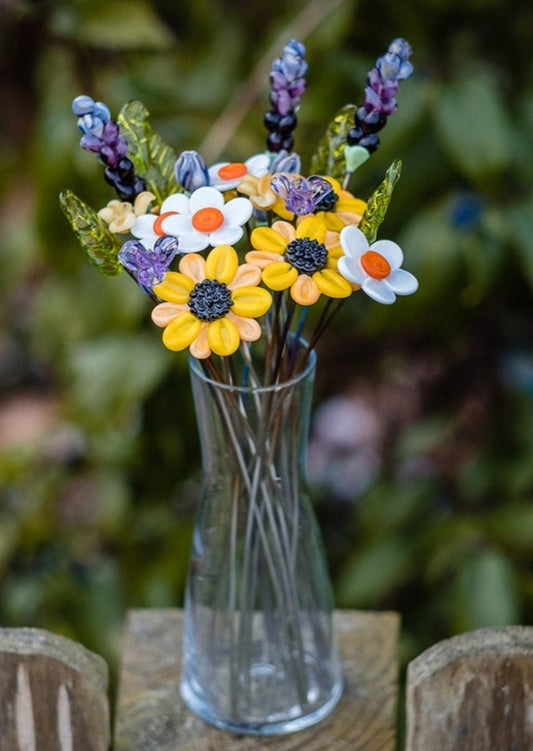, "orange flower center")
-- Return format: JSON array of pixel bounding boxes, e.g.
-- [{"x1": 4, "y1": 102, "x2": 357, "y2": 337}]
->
[
  {"x1": 192, "y1": 207, "x2": 224, "y2": 233},
  {"x1": 218, "y1": 162, "x2": 248, "y2": 180},
  {"x1": 361, "y1": 250, "x2": 391, "y2": 279},
  {"x1": 153, "y1": 211, "x2": 178, "y2": 236}
]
